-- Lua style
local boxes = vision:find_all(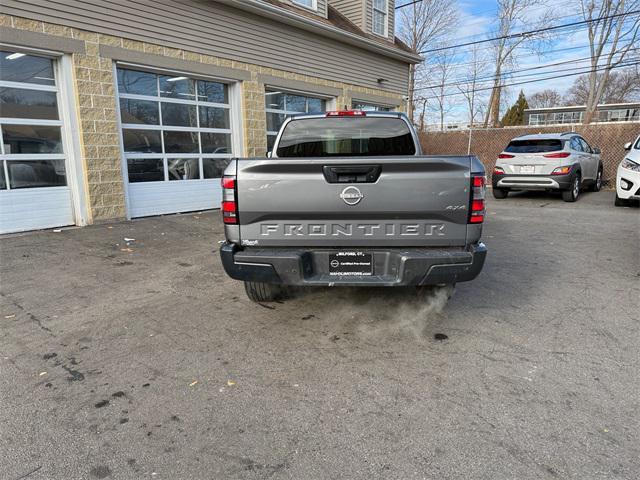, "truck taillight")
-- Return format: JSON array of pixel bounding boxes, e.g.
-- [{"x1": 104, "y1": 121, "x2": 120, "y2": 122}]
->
[
  {"x1": 222, "y1": 177, "x2": 235, "y2": 189},
  {"x1": 221, "y1": 175, "x2": 237, "y2": 224},
  {"x1": 469, "y1": 174, "x2": 486, "y2": 224}
]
